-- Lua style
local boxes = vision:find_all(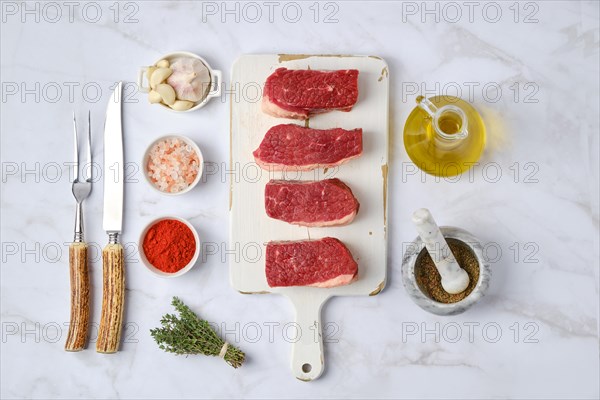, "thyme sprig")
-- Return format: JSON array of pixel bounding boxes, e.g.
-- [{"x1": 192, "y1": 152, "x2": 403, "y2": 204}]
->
[{"x1": 150, "y1": 297, "x2": 245, "y2": 368}]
